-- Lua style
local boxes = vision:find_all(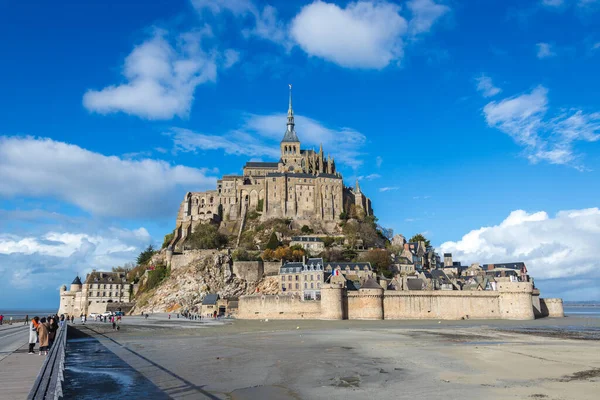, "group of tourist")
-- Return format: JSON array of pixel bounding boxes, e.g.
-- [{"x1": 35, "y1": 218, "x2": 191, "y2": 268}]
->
[{"x1": 28, "y1": 314, "x2": 64, "y2": 356}]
